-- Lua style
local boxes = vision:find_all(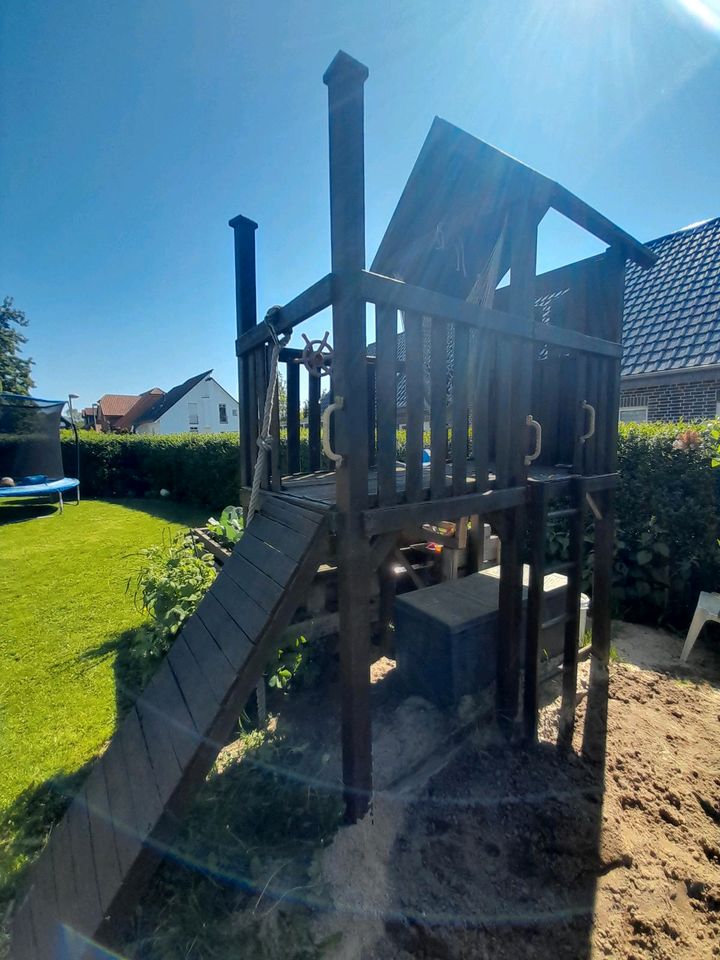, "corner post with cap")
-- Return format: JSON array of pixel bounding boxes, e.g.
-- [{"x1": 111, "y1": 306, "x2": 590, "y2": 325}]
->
[
  {"x1": 324, "y1": 51, "x2": 373, "y2": 822},
  {"x1": 230, "y1": 214, "x2": 259, "y2": 493}
]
